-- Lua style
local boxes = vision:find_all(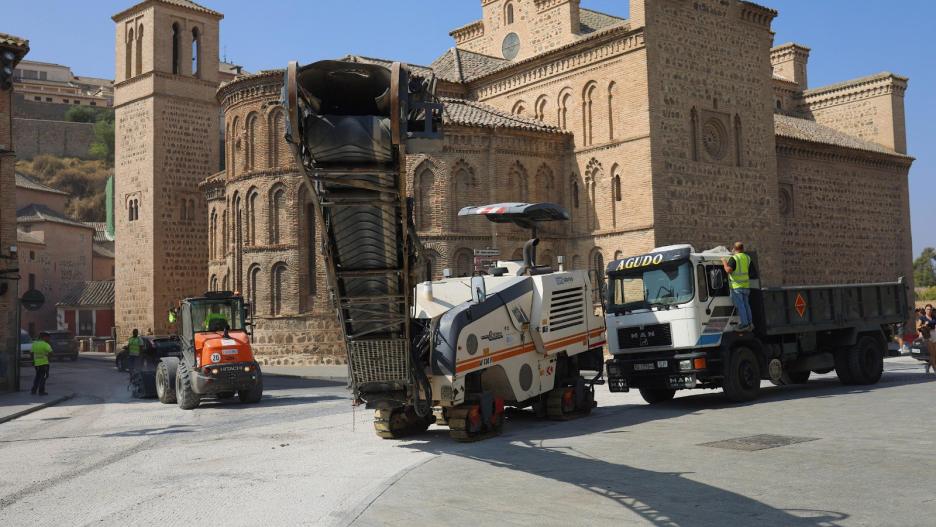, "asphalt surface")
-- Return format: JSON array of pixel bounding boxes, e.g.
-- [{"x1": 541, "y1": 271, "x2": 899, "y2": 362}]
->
[{"x1": 0, "y1": 354, "x2": 933, "y2": 526}]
